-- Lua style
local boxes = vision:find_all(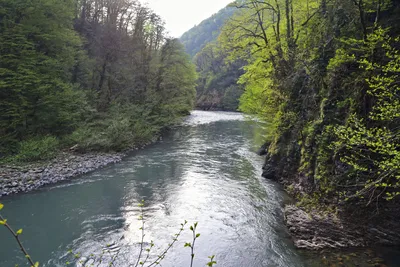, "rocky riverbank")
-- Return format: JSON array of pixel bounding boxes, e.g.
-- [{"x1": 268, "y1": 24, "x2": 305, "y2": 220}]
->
[
  {"x1": 0, "y1": 152, "x2": 125, "y2": 197},
  {"x1": 258, "y1": 143, "x2": 400, "y2": 251},
  {"x1": 284, "y1": 204, "x2": 400, "y2": 250}
]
